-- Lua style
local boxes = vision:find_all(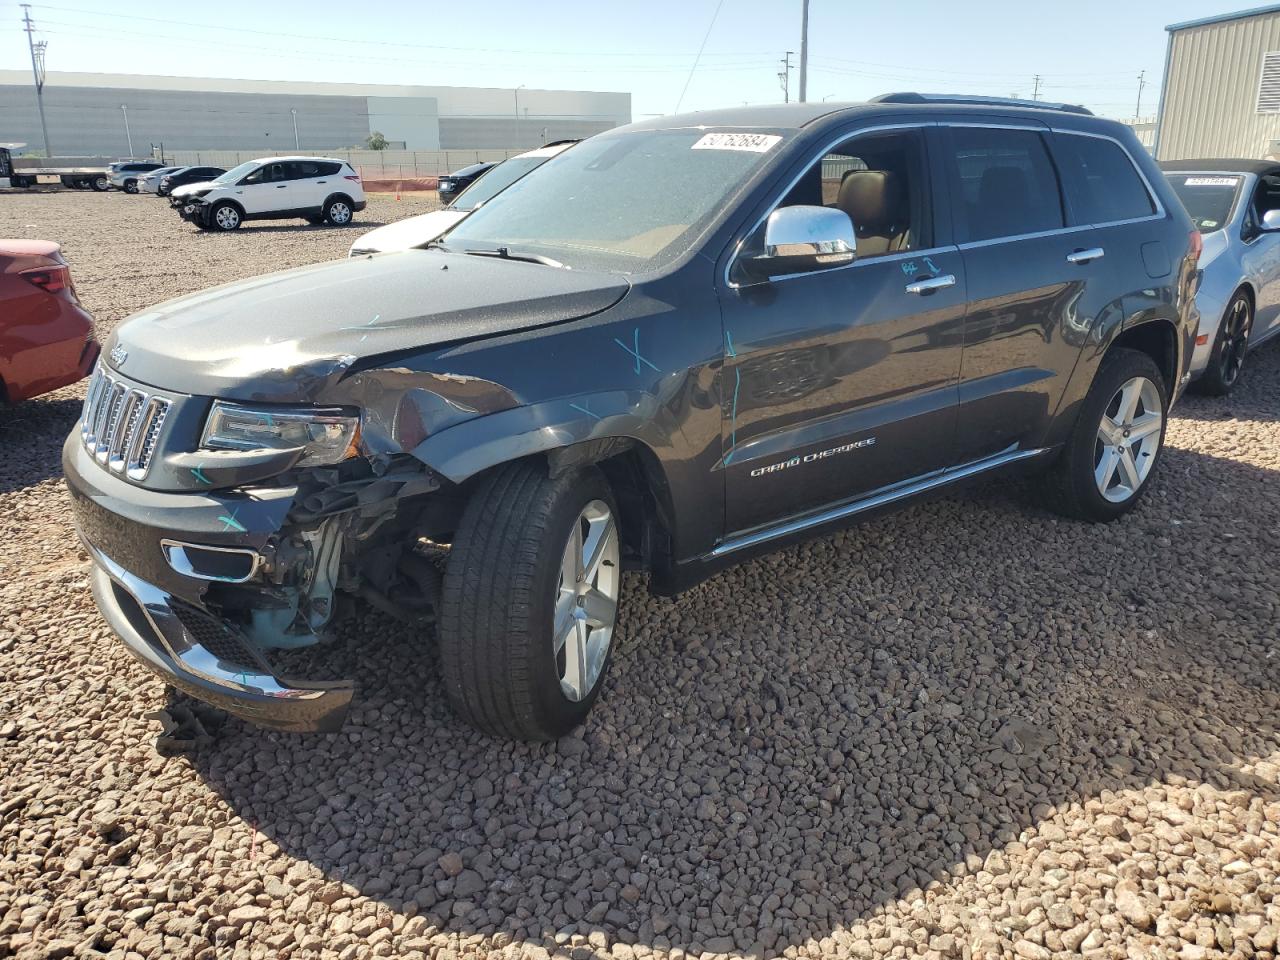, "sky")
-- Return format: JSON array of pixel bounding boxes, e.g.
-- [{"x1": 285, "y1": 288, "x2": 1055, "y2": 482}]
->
[{"x1": 0, "y1": 0, "x2": 1267, "y2": 121}]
